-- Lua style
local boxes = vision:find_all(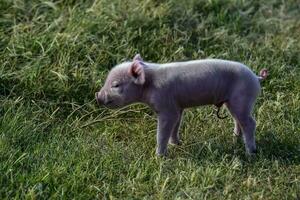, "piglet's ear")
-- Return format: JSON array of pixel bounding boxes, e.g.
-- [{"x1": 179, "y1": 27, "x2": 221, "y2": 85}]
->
[
  {"x1": 129, "y1": 60, "x2": 145, "y2": 85},
  {"x1": 133, "y1": 54, "x2": 143, "y2": 62}
]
